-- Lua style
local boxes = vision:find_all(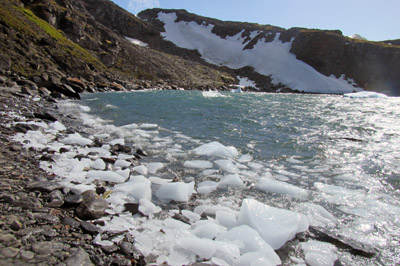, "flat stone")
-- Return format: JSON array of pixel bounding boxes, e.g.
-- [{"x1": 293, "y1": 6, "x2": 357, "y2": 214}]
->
[
  {"x1": 20, "y1": 249, "x2": 35, "y2": 260},
  {"x1": 80, "y1": 221, "x2": 100, "y2": 235},
  {"x1": 28, "y1": 181, "x2": 63, "y2": 193},
  {"x1": 31, "y1": 241, "x2": 69, "y2": 255},
  {"x1": 64, "y1": 193, "x2": 83, "y2": 205},
  {"x1": 64, "y1": 247, "x2": 94, "y2": 266},
  {"x1": 101, "y1": 244, "x2": 119, "y2": 254},
  {"x1": 46, "y1": 190, "x2": 64, "y2": 207},
  {"x1": 11, "y1": 197, "x2": 42, "y2": 209},
  {"x1": 0, "y1": 247, "x2": 19, "y2": 258},
  {"x1": 62, "y1": 217, "x2": 81, "y2": 229},
  {"x1": 33, "y1": 213, "x2": 60, "y2": 224},
  {"x1": 0, "y1": 234, "x2": 17, "y2": 246}
]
